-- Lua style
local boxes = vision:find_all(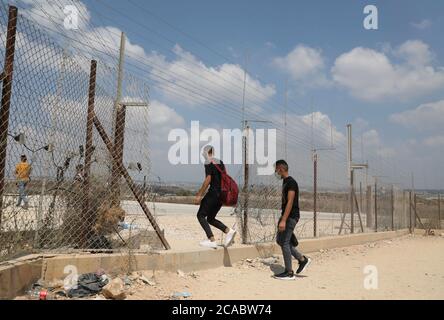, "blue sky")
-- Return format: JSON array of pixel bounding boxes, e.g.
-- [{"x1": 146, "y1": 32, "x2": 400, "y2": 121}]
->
[{"x1": 9, "y1": 0, "x2": 444, "y2": 189}]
